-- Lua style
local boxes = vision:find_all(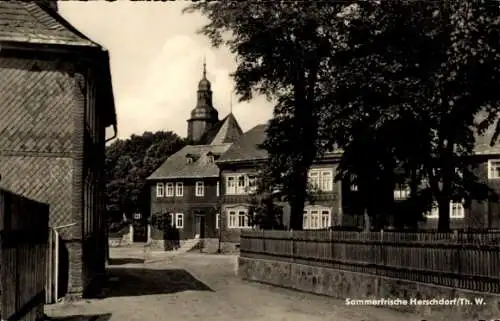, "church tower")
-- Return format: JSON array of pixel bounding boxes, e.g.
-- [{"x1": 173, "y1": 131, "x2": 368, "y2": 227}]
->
[{"x1": 187, "y1": 61, "x2": 219, "y2": 144}]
